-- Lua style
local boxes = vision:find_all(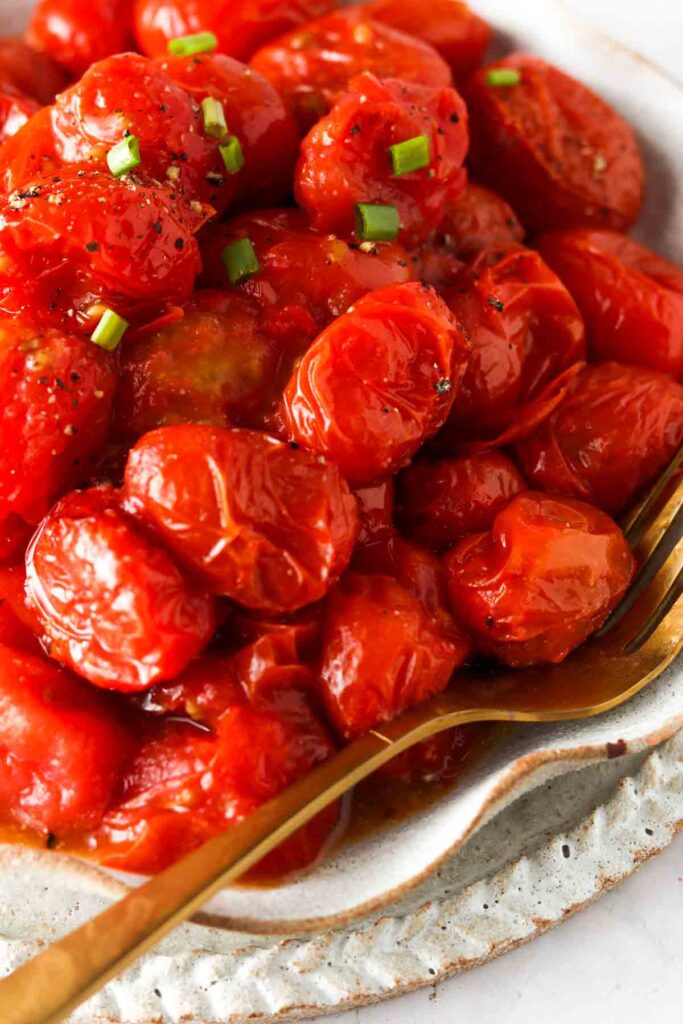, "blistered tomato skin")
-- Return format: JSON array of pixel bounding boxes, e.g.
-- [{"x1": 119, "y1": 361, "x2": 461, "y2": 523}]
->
[
  {"x1": 251, "y1": 9, "x2": 452, "y2": 132},
  {"x1": 444, "y1": 492, "x2": 635, "y2": 668},
  {"x1": 353, "y1": 479, "x2": 396, "y2": 551},
  {"x1": 0, "y1": 169, "x2": 203, "y2": 331},
  {"x1": 516, "y1": 363, "x2": 683, "y2": 516},
  {"x1": 295, "y1": 72, "x2": 469, "y2": 247},
  {"x1": 25, "y1": 487, "x2": 216, "y2": 692},
  {"x1": 134, "y1": 0, "x2": 337, "y2": 62},
  {"x1": 123, "y1": 424, "x2": 360, "y2": 612},
  {"x1": 536, "y1": 229, "x2": 683, "y2": 379},
  {"x1": 397, "y1": 451, "x2": 527, "y2": 550},
  {"x1": 441, "y1": 244, "x2": 586, "y2": 444},
  {"x1": 0, "y1": 316, "x2": 117, "y2": 528},
  {"x1": 465, "y1": 55, "x2": 644, "y2": 233},
  {"x1": 283, "y1": 282, "x2": 468, "y2": 486},
  {"x1": 28, "y1": 0, "x2": 135, "y2": 78}
]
